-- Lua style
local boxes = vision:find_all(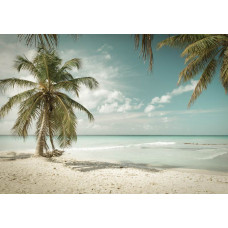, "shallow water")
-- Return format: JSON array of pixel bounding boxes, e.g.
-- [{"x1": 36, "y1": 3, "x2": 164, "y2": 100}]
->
[{"x1": 0, "y1": 135, "x2": 228, "y2": 172}]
